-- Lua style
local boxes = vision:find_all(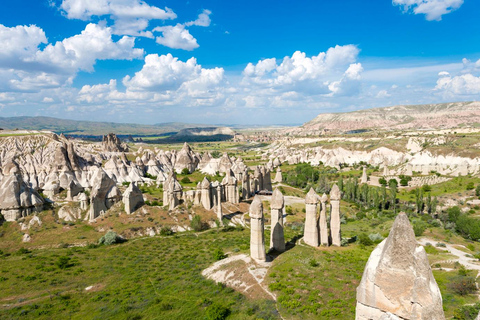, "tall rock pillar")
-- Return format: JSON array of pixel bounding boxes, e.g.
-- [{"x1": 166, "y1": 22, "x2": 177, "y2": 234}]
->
[
  {"x1": 270, "y1": 188, "x2": 285, "y2": 252},
  {"x1": 250, "y1": 195, "x2": 266, "y2": 261},
  {"x1": 304, "y1": 188, "x2": 320, "y2": 247},
  {"x1": 330, "y1": 184, "x2": 341, "y2": 247},
  {"x1": 319, "y1": 193, "x2": 329, "y2": 246}
]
